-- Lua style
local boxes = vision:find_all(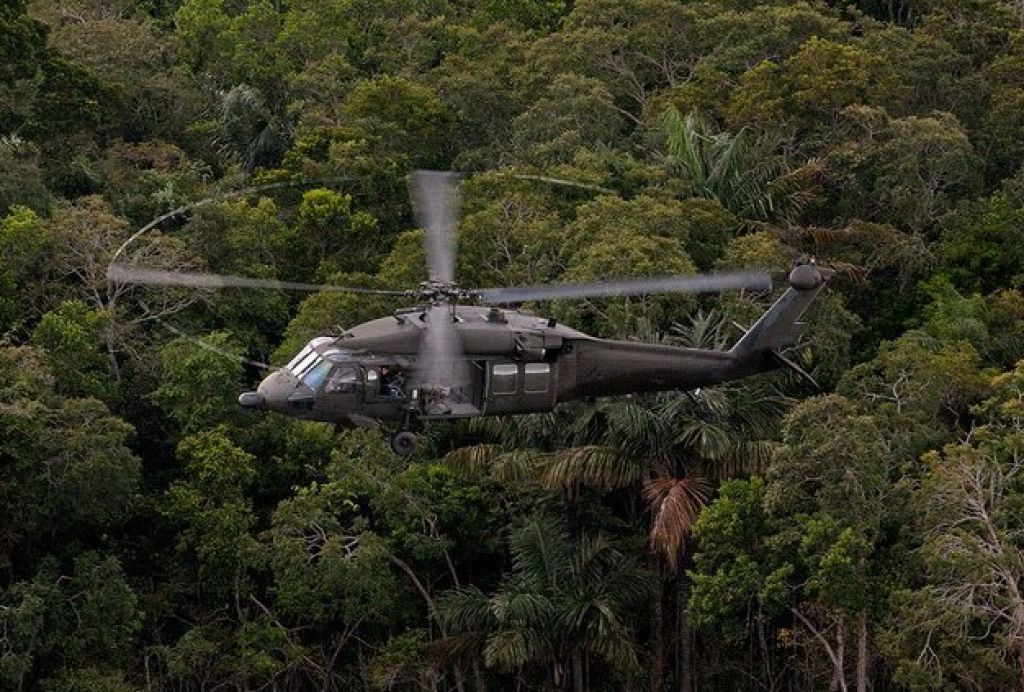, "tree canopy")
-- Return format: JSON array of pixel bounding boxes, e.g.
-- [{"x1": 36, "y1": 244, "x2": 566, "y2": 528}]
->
[{"x1": 3, "y1": 0, "x2": 1024, "y2": 690}]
